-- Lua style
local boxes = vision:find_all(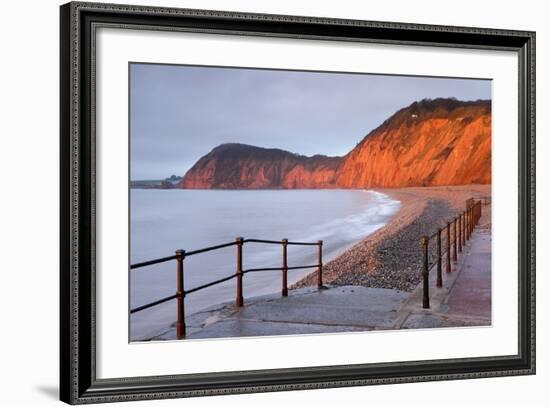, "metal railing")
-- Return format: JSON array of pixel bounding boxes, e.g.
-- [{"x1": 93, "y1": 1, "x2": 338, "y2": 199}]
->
[
  {"x1": 130, "y1": 237, "x2": 323, "y2": 339},
  {"x1": 420, "y1": 198, "x2": 484, "y2": 308}
]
